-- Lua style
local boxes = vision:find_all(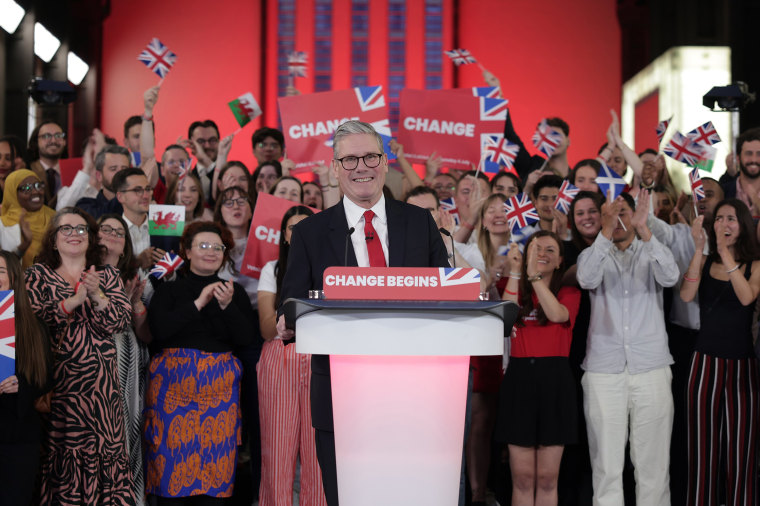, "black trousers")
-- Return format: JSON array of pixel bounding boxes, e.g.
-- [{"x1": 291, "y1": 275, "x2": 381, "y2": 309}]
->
[{"x1": 315, "y1": 429, "x2": 340, "y2": 506}]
